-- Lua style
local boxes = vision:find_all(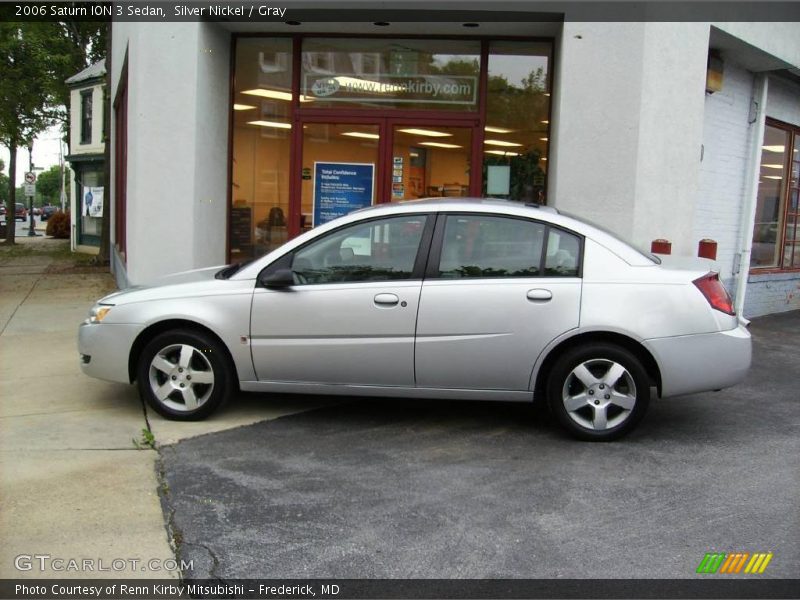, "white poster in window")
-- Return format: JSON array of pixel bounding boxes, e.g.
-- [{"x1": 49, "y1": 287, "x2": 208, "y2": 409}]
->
[
  {"x1": 486, "y1": 165, "x2": 511, "y2": 196},
  {"x1": 83, "y1": 186, "x2": 103, "y2": 218}
]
